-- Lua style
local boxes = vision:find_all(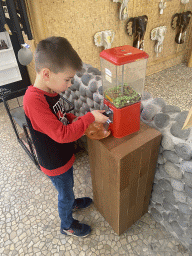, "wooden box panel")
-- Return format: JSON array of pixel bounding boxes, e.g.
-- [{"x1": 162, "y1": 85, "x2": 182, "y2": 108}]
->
[{"x1": 87, "y1": 121, "x2": 162, "y2": 235}]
